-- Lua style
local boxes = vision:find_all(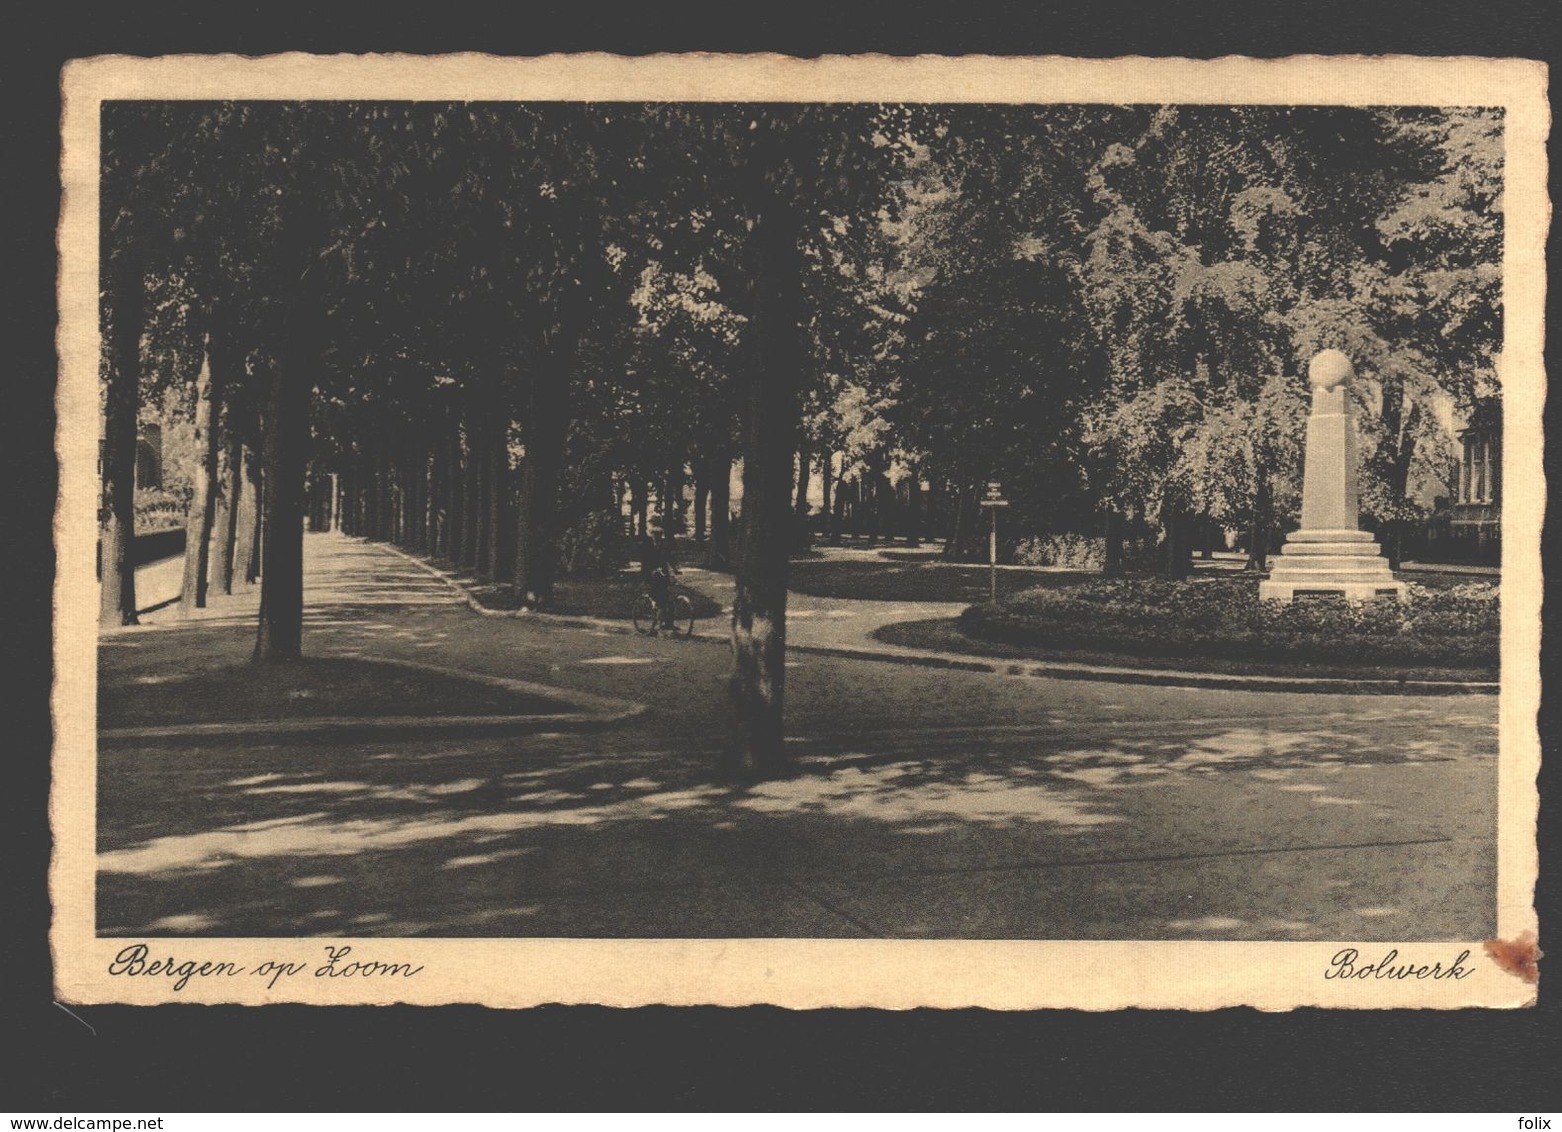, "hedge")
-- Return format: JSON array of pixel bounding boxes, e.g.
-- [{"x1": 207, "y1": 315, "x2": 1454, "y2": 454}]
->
[{"x1": 960, "y1": 576, "x2": 1498, "y2": 671}]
